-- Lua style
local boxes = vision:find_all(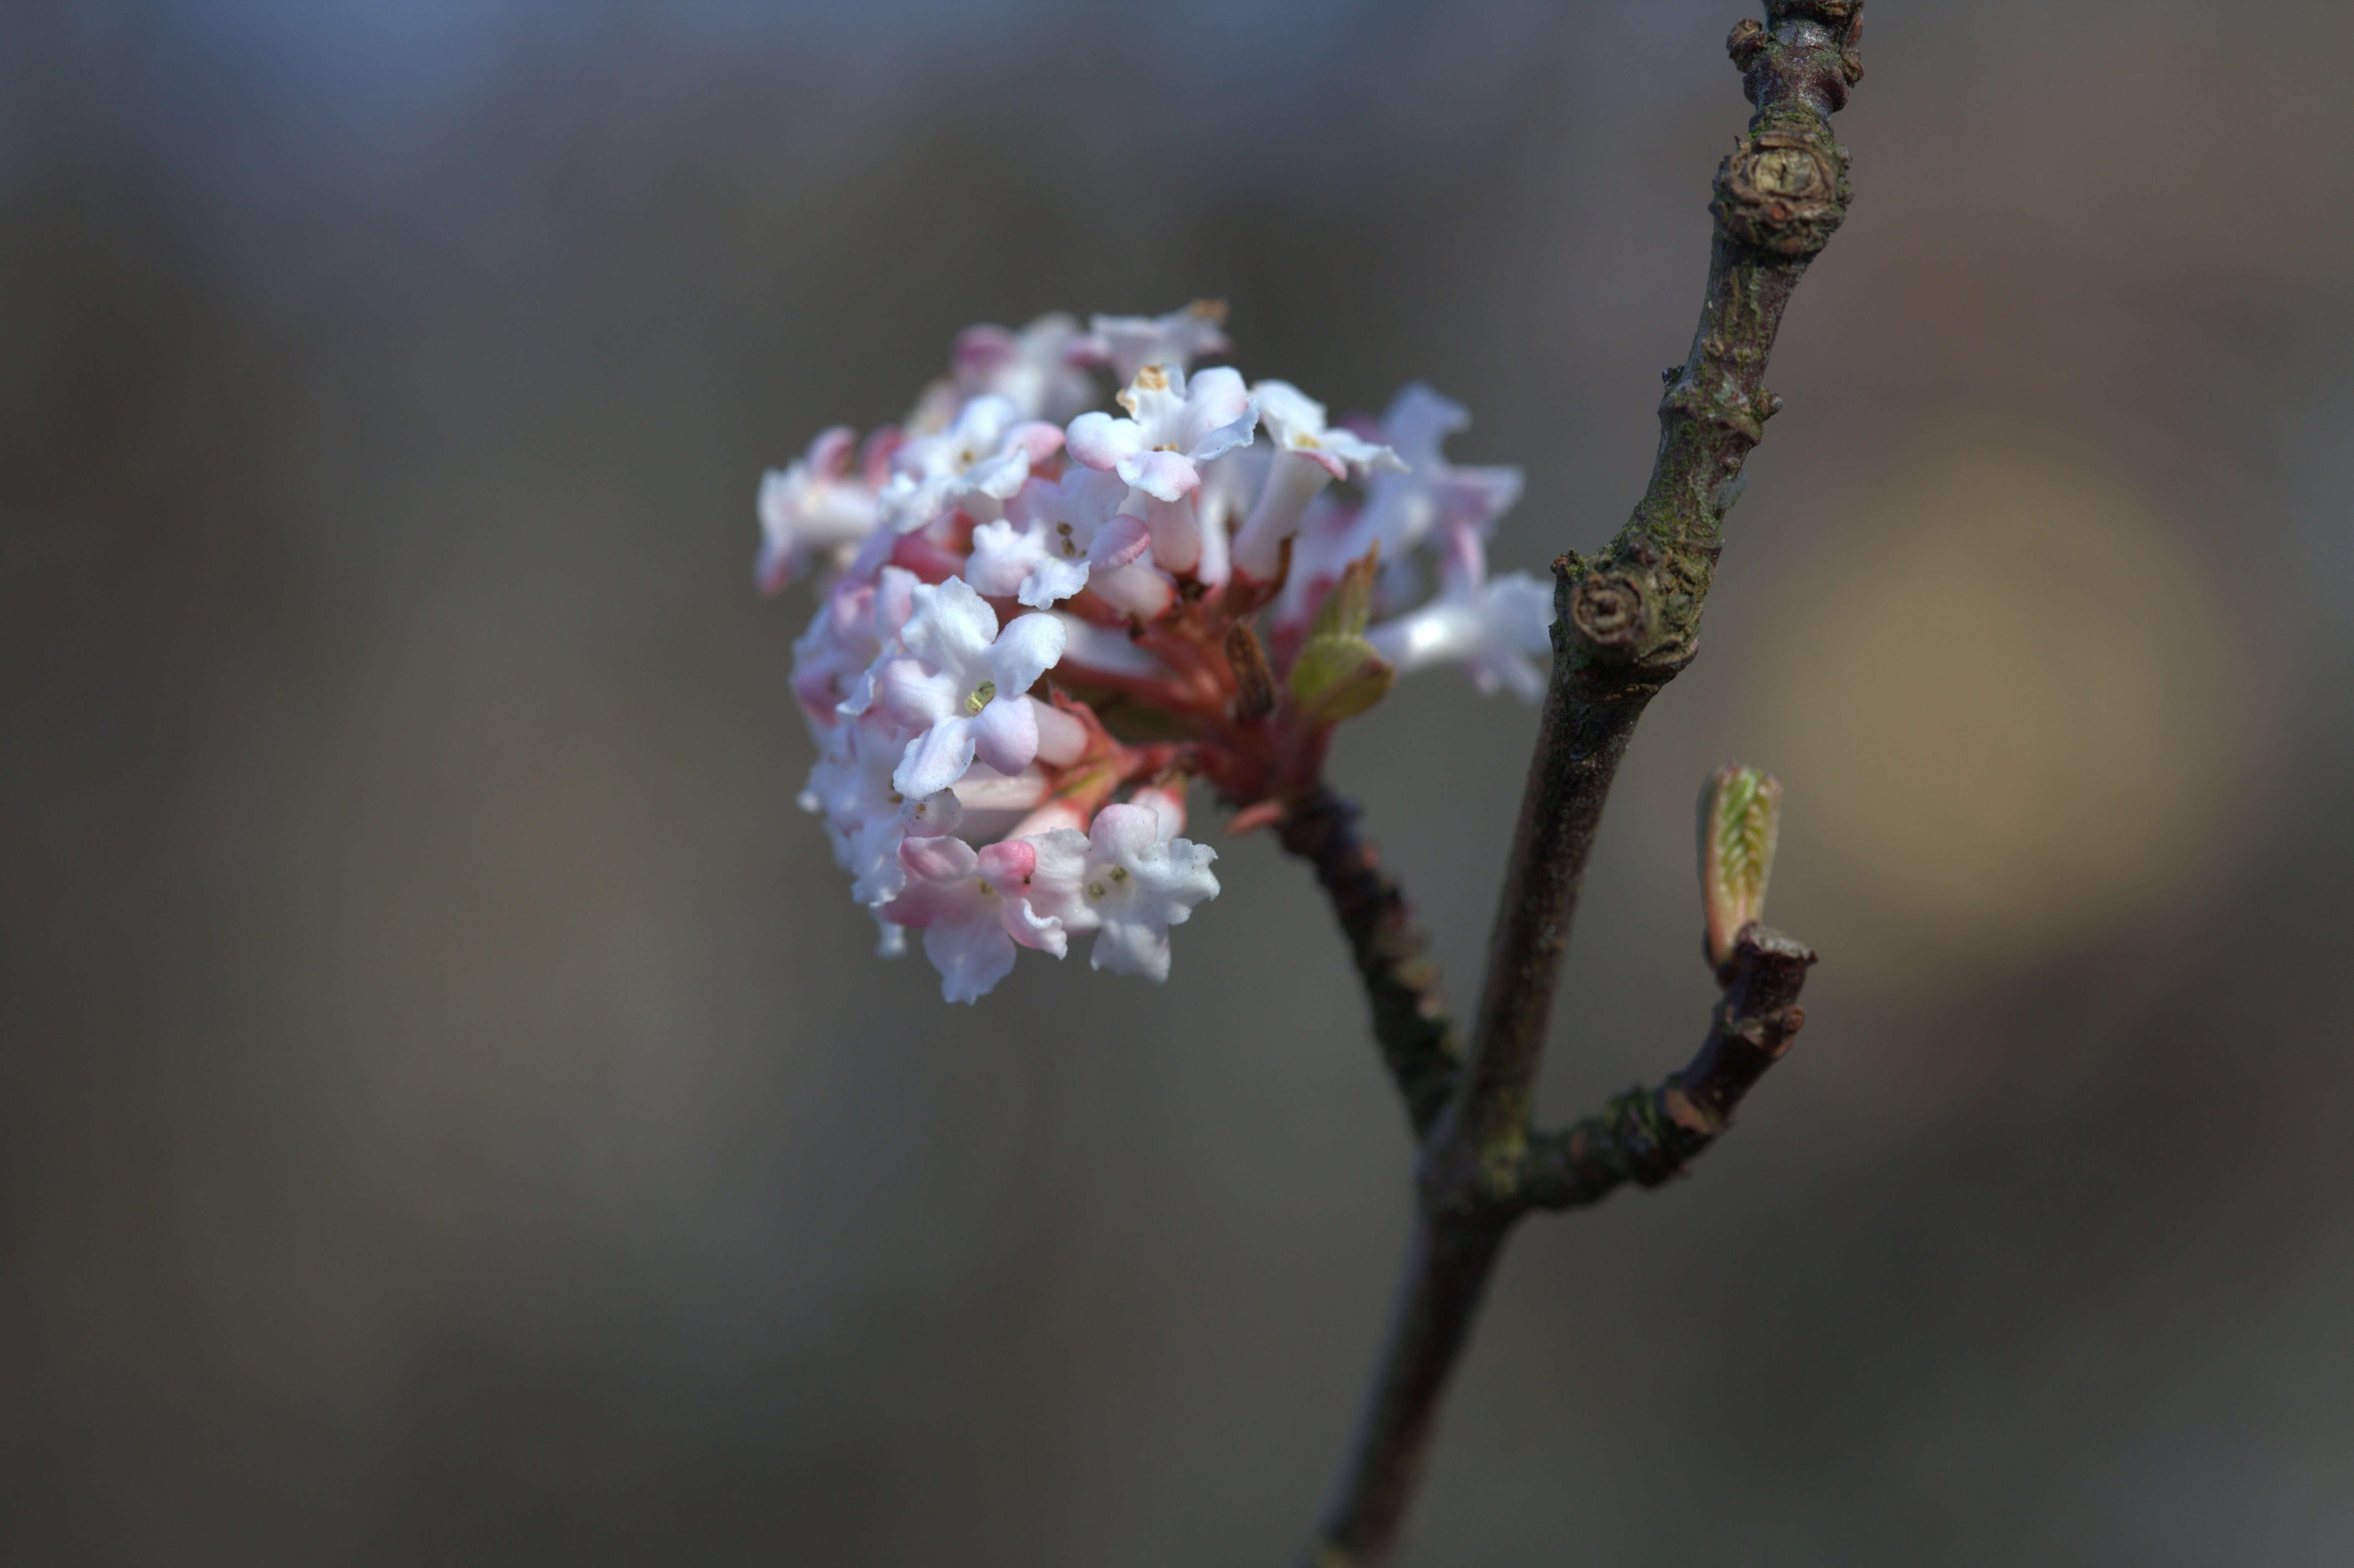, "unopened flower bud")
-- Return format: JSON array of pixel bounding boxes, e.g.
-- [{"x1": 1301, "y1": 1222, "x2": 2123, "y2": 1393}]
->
[
  {"x1": 1287, "y1": 633, "x2": 1394, "y2": 725},
  {"x1": 1699, "y1": 765, "x2": 1782, "y2": 973}
]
